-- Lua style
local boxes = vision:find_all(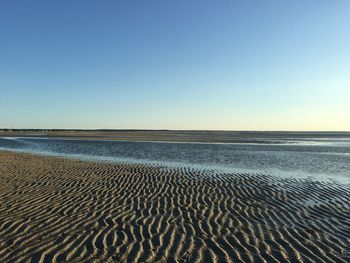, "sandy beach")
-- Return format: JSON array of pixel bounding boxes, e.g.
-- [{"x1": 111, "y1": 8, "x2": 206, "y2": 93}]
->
[
  {"x1": 0, "y1": 150, "x2": 349, "y2": 262},
  {"x1": 2, "y1": 0, "x2": 349, "y2": 261}
]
